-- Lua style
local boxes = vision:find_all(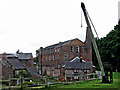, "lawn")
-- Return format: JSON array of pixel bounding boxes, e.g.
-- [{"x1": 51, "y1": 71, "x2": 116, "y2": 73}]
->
[
  {"x1": 56, "y1": 72, "x2": 120, "y2": 89},
  {"x1": 58, "y1": 79, "x2": 118, "y2": 88}
]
